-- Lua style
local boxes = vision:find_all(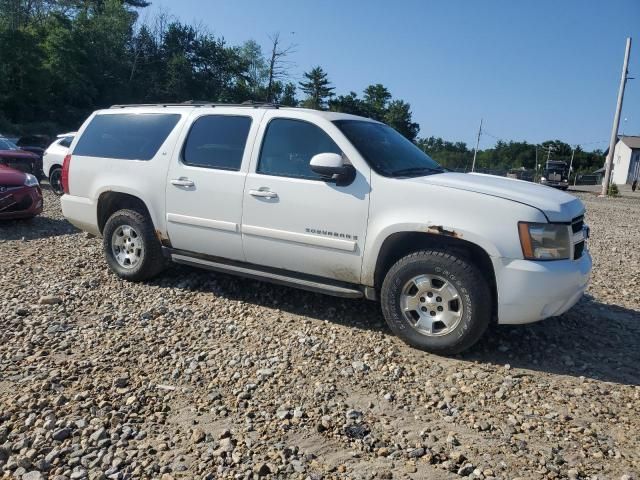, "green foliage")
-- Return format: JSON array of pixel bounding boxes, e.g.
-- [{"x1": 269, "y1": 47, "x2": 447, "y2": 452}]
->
[
  {"x1": 299, "y1": 66, "x2": 334, "y2": 110},
  {"x1": 608, "y1": 183, "x2": 619, "y2": 196},
  {"x1": 329, "y1": 86, "x2": 419, "y2": 141},
  {"x1": 415, "y1": 137, "x2": 604, "y2": 174}
]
